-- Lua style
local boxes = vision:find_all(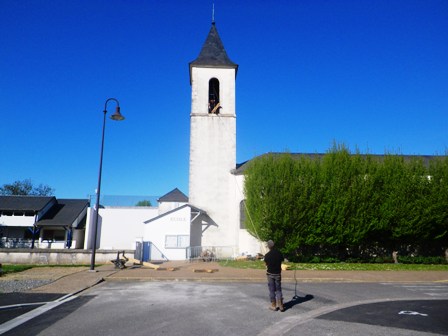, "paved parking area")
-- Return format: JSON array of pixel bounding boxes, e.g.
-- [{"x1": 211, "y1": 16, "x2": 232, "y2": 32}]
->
[
  {"x1": 2, "y1": 281, "x2": 447, "y2": 336},
  {"x1": 1, "y1": 264, "x2": 447, "y2": 335}
]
